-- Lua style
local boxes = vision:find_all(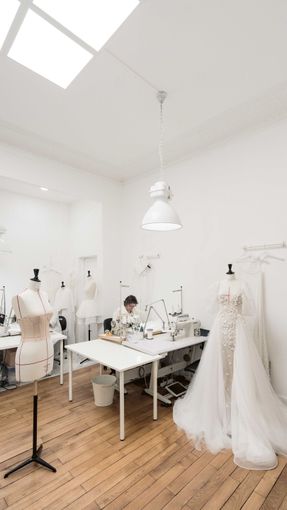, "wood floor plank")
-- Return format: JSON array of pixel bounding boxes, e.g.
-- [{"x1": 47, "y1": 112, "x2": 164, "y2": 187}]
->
[
  {"x1": 201, "y1": 476, "x2": 239, "y2": 510},
  {"x1": 187, "y1": 457, "x2": 238, "y2": 509},
  {"x1": 163, "y1": 464, "x2": 217, "y2": 510},
  {"x1": 0, "y1": 499, "x2": 7, "y2": 510},
  {"x1": 279, "y1": 494, "x2": 287, "y2": 509},
  {"x1": 1, "y1": 365, "x2": 287, "y2": 510},
  {"x1": 255, "y1": 456, "x2": 287, "y2": 498},
  {"x1": 221, "y1": 470, "x2": 266, "y2": 510},
  {"x1": 81, "y1": 432, "x2": 177, "y2": 492},
  {"x1": 95, "y1": 443, "x2": 184, "y2": 509},
  {"x1": 2, "y1": 459, "x2": 66, "y2": 506},
  {"x1": 168, "y1": 451, "x2": 216, "y2": 495},
  {"x1": 241, "y1": 491, "x2": 266, "y2": 510},
  {"x1": 143, "y1": 488, "x2": 175, "y2": 509},
  {"x1": 6, "y1": 472, "x2": 73, "y2": 510},
  {"x1": 149, "y1": 440, "x2": 195, "y2": 480},
  {"x1": 118, "y1": 463, "x2": 186, "y2": 510},
  {"x1": 261, "y1": 464, "x2": 287, "y2": 510},
  {"x1": 87, "y1": 474, "x2": 155, "y2": 510}
]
